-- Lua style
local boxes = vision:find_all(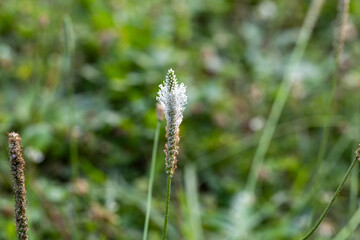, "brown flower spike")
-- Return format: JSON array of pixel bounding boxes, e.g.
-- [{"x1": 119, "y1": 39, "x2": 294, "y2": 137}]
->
[{"x1": 8, "y1": 132, "x2": 29, "y2": 240}]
